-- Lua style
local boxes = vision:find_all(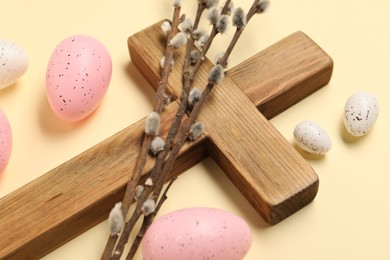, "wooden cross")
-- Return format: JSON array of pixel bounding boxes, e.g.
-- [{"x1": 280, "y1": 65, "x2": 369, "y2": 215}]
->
[{"x1": 0, "y1": 21, "x2": 333, "y2": 259}]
